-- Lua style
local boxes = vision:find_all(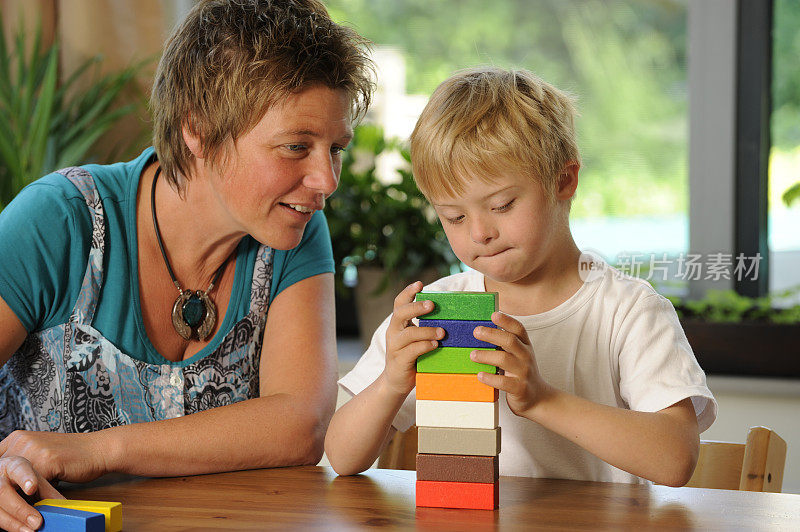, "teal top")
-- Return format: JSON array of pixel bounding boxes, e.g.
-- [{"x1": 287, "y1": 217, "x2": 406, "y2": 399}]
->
[{"x1": 0, "y1": 147, "x2": 334, "y2": 365}]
